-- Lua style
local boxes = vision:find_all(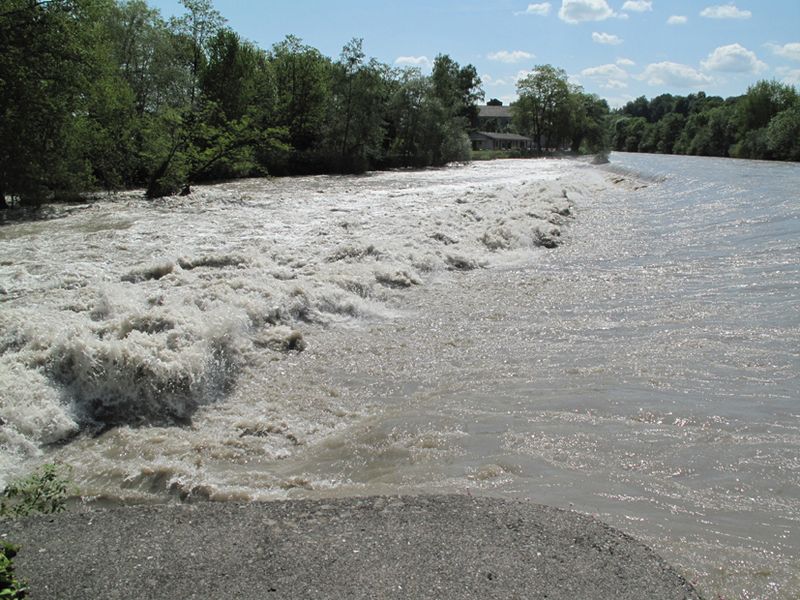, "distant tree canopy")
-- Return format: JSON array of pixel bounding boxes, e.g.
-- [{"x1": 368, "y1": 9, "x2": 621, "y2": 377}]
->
[{"x1": 611, "y1": 82, "x2": 800, "y2": 161}]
